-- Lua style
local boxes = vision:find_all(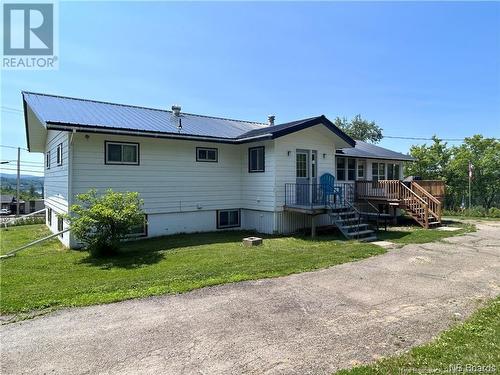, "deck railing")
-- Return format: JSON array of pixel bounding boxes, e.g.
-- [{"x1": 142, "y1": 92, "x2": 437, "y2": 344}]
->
[
  {"x1": 284, "y1": 183, "x2": 354, "y2": 210},
  {"x1": 411, "y1": 182, "x2": 442, "y2": 221},
  {"x1": 356, "y1": 180, "x2": 401, "y2": 200}
]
